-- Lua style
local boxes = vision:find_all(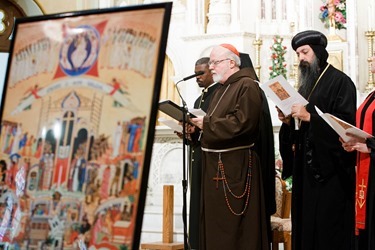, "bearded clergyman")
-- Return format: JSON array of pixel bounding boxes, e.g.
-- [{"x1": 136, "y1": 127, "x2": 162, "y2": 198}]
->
[{"x1": 277, "y1": 30, "x2": 357, "y2": 250}]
